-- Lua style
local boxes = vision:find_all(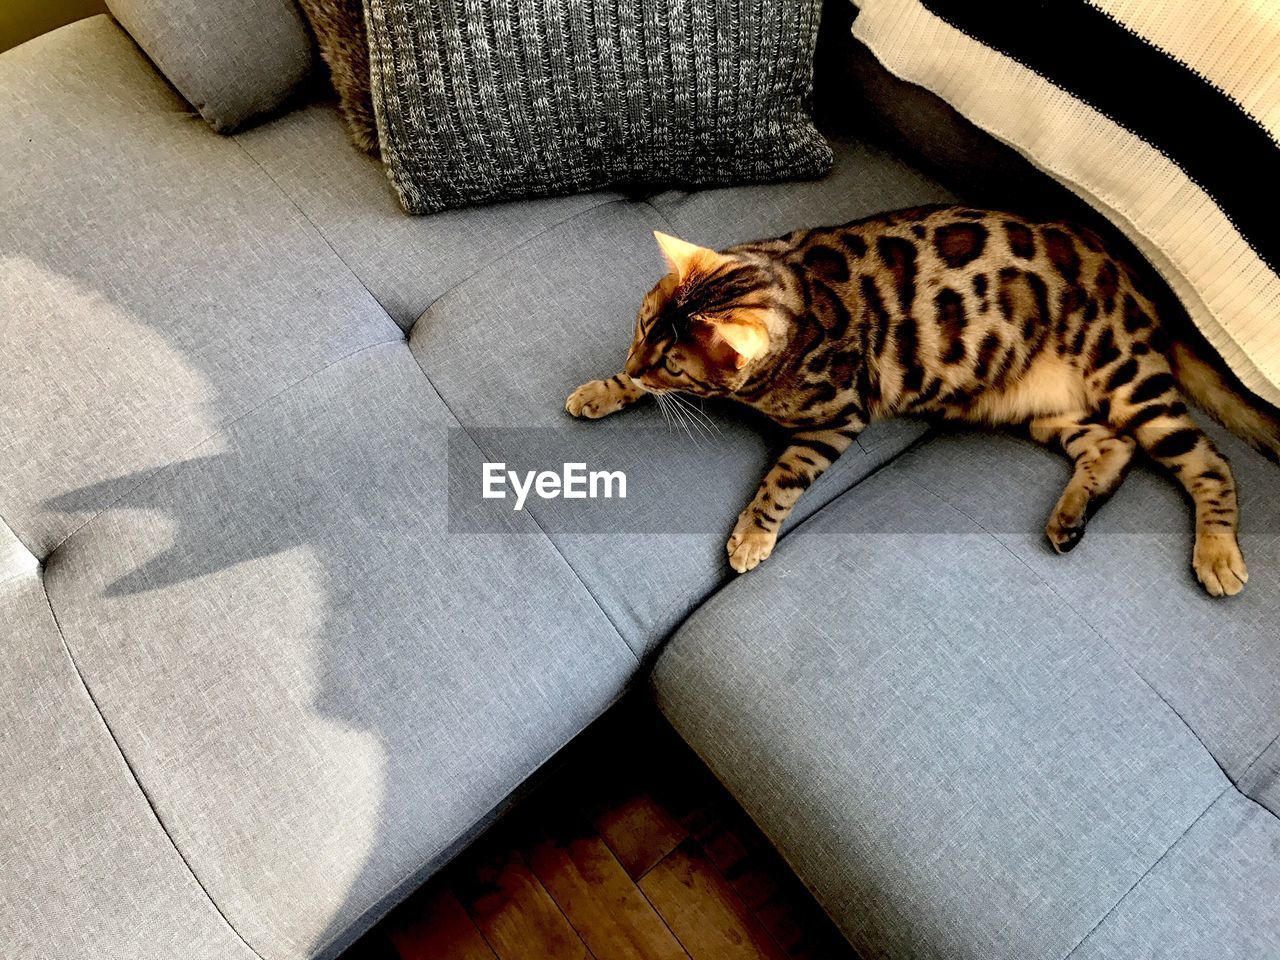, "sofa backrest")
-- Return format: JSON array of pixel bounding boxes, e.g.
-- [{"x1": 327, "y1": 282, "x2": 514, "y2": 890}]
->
[{"x1": 107, "y1": 0, "x2": 314, "y2": 132}]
